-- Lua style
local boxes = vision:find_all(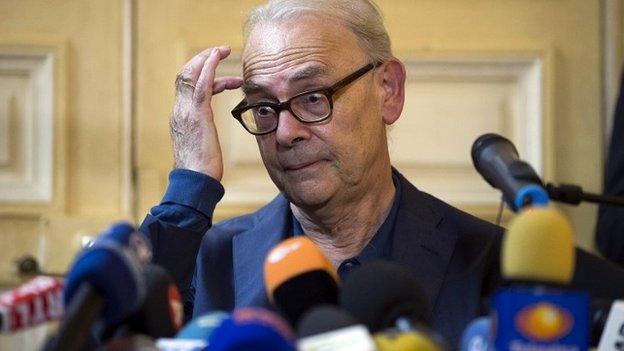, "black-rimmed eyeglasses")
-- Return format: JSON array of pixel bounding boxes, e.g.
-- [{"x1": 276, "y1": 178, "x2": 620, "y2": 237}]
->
[{"x1": 231, "y1": 61, "x2": 381, "y2": 135}]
